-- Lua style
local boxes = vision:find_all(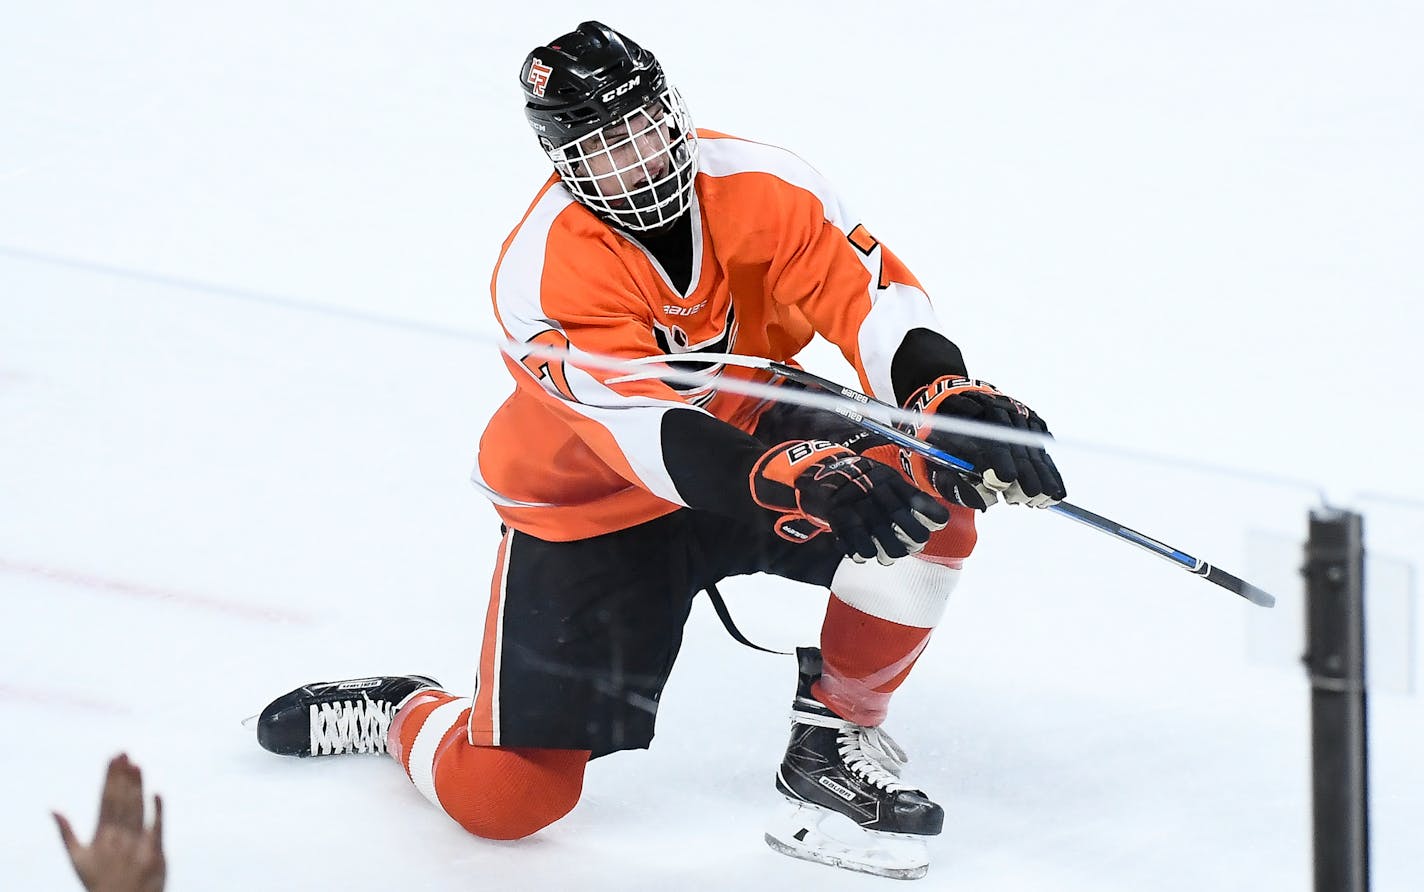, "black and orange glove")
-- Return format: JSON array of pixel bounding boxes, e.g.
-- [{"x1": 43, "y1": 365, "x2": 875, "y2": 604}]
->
[
  {"x1": 902, "y1": 377, "x2": 1067, "y2": 510},
  {"x1": 750, "y1": 439, "x2": 949, "y2": 565}
]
